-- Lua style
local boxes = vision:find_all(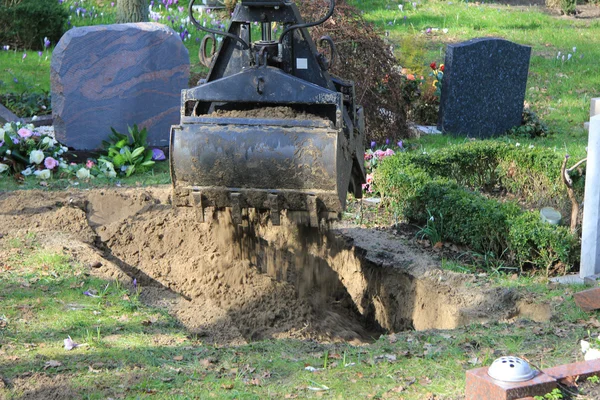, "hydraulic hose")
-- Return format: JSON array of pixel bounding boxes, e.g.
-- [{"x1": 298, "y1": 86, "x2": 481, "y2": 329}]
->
[
  {"x1": 278, "y1": 0, "x2": 335, "y2": 44},
  {"x1": 188, "y1": 0, "x2": 250, "y2": 50}
]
